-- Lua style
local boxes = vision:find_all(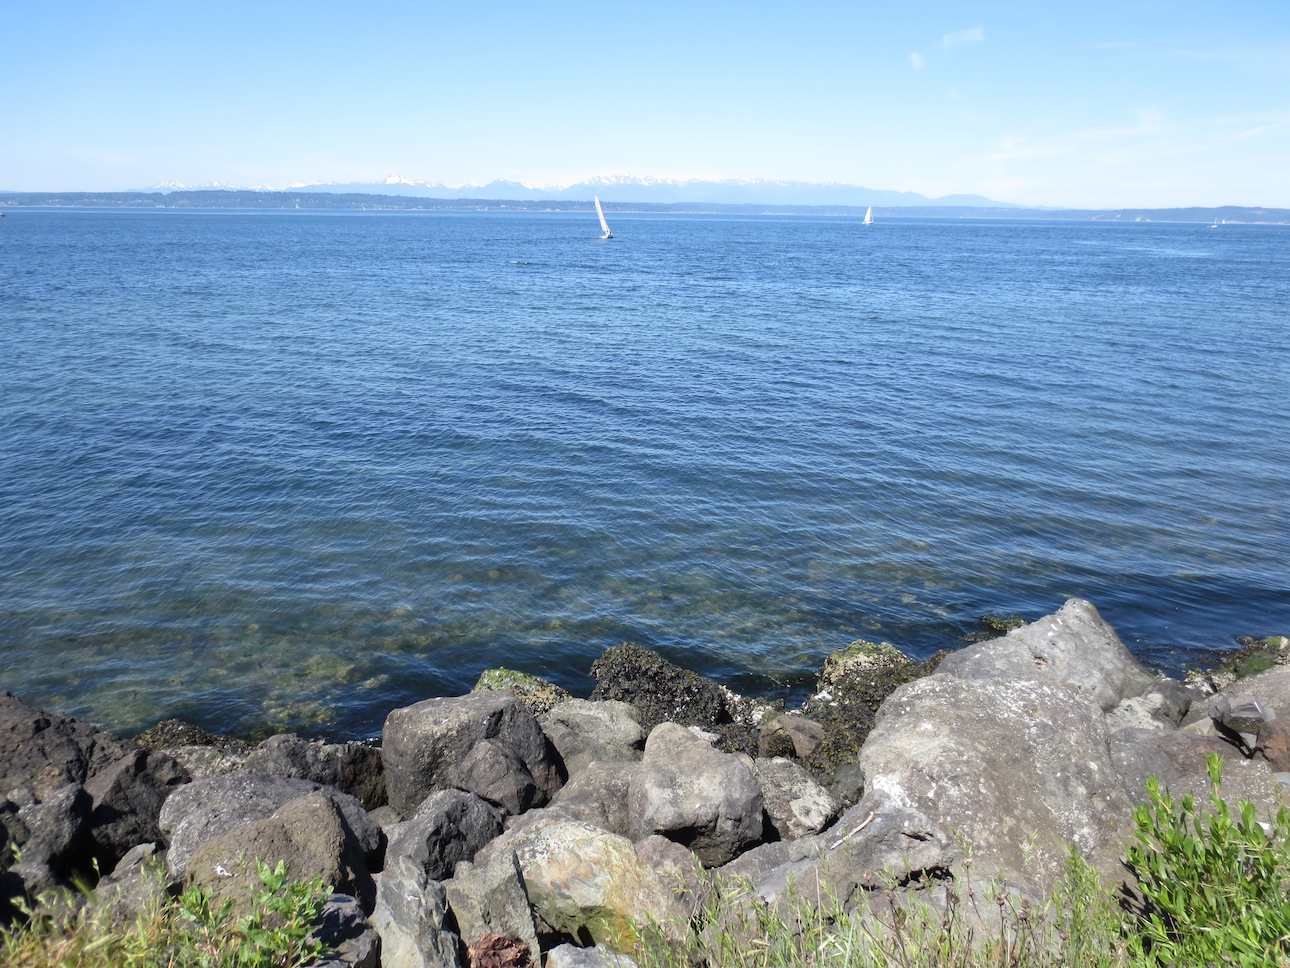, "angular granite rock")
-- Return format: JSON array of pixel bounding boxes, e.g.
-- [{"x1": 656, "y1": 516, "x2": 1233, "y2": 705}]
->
[
  {"x1": 371, "y1": 854, "x2": 461, "y2": 968},
  {"x1": 382, "y1": 691, "x2": 563, "y2": 818},
  {"x1": 753, "y1": 756, "x2": 840, "y2": 841},
  {"x1": 627, "y1": 723, "x2": 762, "y2": 867},
  {"x1": 186, "y1": 791, "x2": 375, "y2": 913},
  {"x1": 445, "y1": 852, "x2": 540, "y2": 968},
  {"x1": 385, "y1": 789, "x2": 504, "y2": 881},
  {"x1": 159, "y1": 772, "x2": 380, "y2": 878},
  {"x1": 539, "y1": 699, "x2": 645, "y2": 776},
  {"x1": 475, "y1": 813, "x2": 688, "y2": 951}
]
